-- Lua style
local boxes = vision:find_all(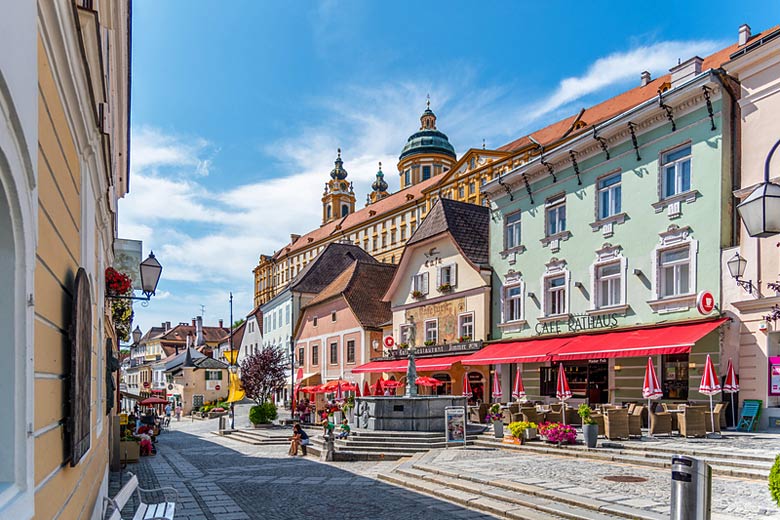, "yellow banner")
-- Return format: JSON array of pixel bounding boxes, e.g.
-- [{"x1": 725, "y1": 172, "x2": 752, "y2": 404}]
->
[
  {"x1": 226, "y1": 372, "x2": 245, "y2": 403},
  {"x1": 224, "y1": 349, "x2": 240, "y2": 366}
]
